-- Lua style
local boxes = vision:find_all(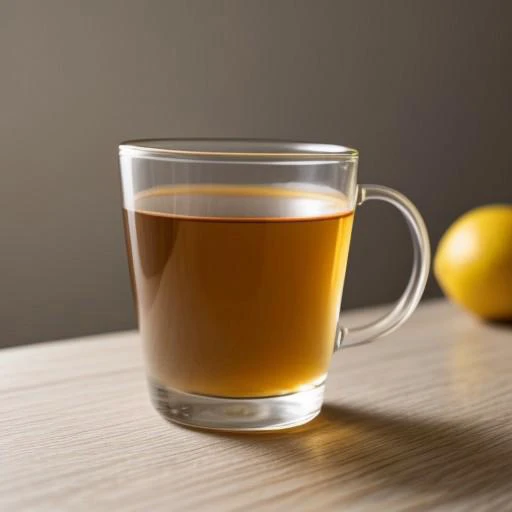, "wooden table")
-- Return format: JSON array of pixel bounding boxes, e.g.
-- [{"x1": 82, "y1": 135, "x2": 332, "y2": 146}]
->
[{"x1": 1, "y1": 300, "x2": 511, "y2": 511}]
